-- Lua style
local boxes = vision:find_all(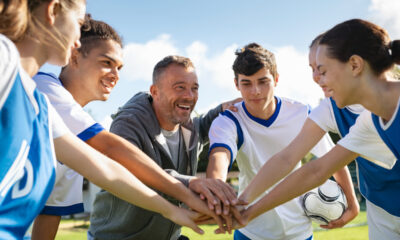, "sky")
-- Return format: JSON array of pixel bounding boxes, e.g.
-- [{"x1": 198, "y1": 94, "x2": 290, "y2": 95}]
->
[{"x1": 41, "y1": 0, "x2": 400, "y2": 124}]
